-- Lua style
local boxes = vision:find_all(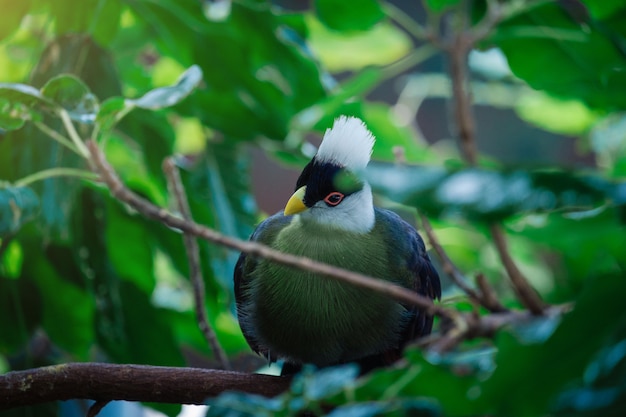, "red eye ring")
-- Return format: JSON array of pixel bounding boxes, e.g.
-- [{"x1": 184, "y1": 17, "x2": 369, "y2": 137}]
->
[{"x1": 324, "y1": 192, "x2": 344, "y2": 206}]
